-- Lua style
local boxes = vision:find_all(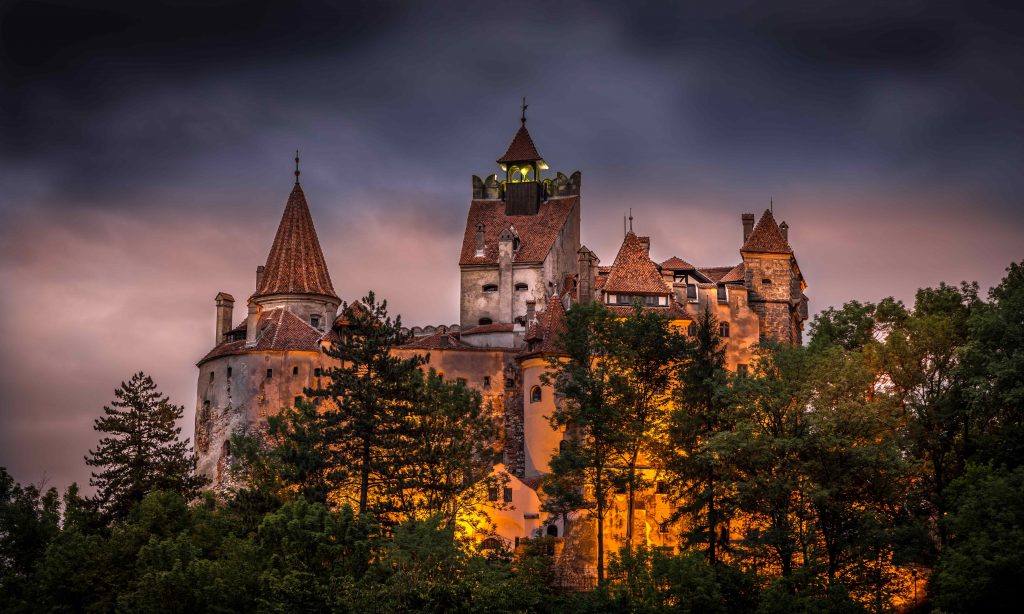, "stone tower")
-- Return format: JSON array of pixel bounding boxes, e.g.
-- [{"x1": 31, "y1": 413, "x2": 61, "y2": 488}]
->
[
  {"x1": 194, "y1": 170, "x2": 340, "y2": 487},
  {"x1": 739, "y1": 209, "x2": 807, "y2": 344}
]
